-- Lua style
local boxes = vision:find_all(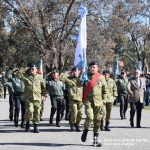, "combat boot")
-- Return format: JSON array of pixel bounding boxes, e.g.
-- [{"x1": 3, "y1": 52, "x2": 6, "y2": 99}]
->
[
  {"x1": 81, "y1": 129, "x2": 88, "y2": 142},
  {"x1": 14, "y1": 119, "x2": 18, "y2": 127},
  {"x1": 93, "y1": 133, "x2": 102, "y2": 147},
  {"x1": 65, "y1": 115, "x2": 69, "y2": 121},
  {"x1": 70, "y1": 124, "x2": 76, "y2": 131},
  {"x1": 105, "y1": 121, "x2": 111, "y2": 131},
  {"x1": 76, "y1": 125, "x2": 82, "y2": 132},
  {"x1": 49, "y1": 117, "x2": 53, "y2": 126},
  {"x1": 21, "y1": 121, "x2": 25, "y2": 128},
  {"x1": 56, "y1": 122, "x2": 61, "y2": 127},
  {"x1": 25, "y1": 121, "x2": 30, "y2": 132},
  {"x1": 33, "y1": 124, "x2": 39, "y2": 133}
]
